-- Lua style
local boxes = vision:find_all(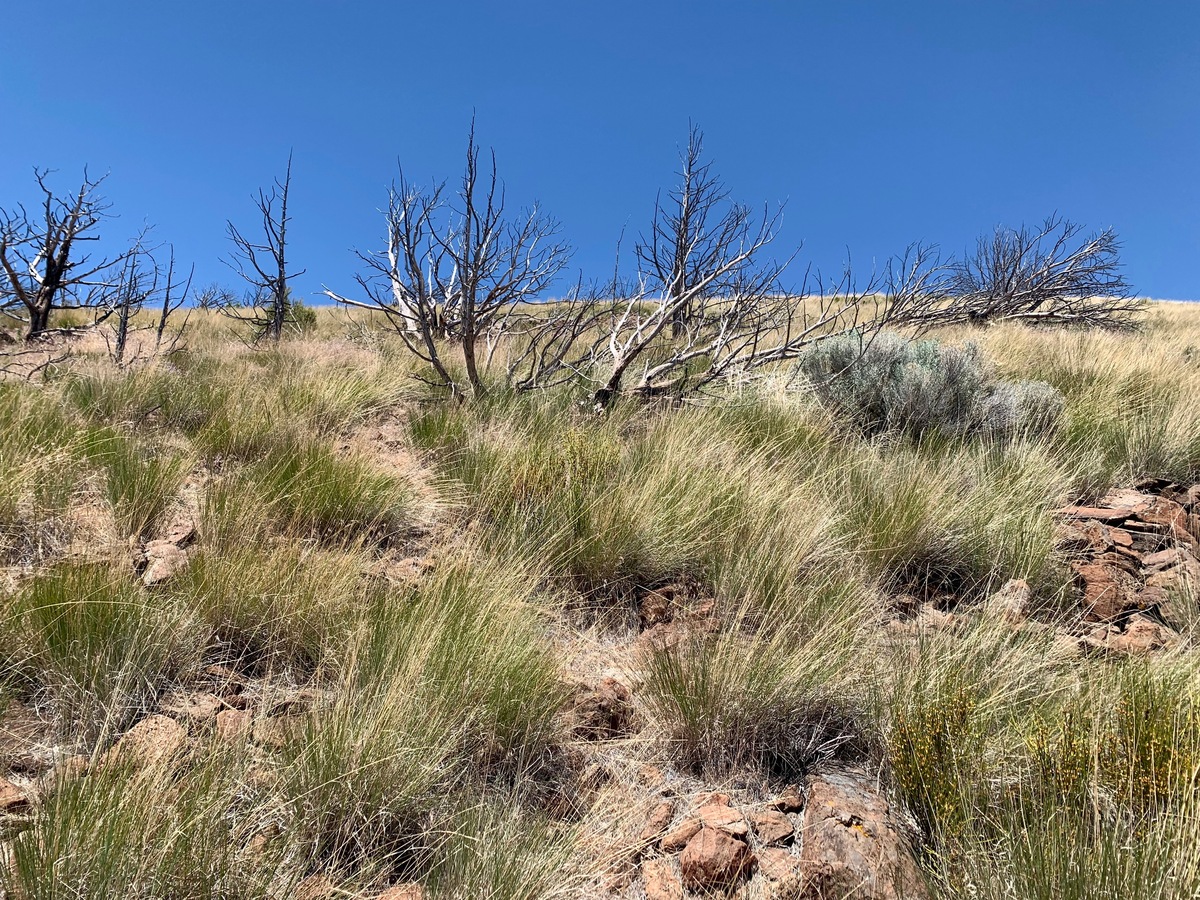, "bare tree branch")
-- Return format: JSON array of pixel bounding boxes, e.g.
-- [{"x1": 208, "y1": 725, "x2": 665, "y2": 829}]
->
[
  {"x1": 0, "y1": 168, "x2": 132, "y2": 339},
  {"x1": 901, "y1": 215, "x2": 1141, "y2": 330},
  {"x1": 326, "y1": 119, "x2": 572, "y2": 399},
  {"x1": 222, "y1": 153, "x2": 305, "y2": 342}
]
